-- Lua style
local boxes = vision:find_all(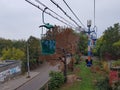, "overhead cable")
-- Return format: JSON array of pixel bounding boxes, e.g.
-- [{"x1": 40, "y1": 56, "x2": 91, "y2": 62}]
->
[
  {"x1": 63, "y1": 0, "x2": 86, "y2": 29},
  {"x1": 35, "y1": 0, "x2": 76, "y2": 27},
  {"x1": 50, "y1": 0, "x2": 81, "y2": 28},
  {"x1": 94, "y1": 0, "x2": 96, "y2": 28},
  {"x1": 93, "y1": 0, "x2": 97, "y2": 37},
  {"x1": 25, "y1": 0, "x2": 73, "y2": 28}
]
